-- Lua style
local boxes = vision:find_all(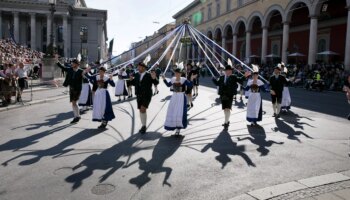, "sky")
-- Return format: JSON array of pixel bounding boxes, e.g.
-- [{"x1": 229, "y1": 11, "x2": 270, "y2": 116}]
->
[{"x1": 86, "y1": 0, "x2": 194, "y2": 56}]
